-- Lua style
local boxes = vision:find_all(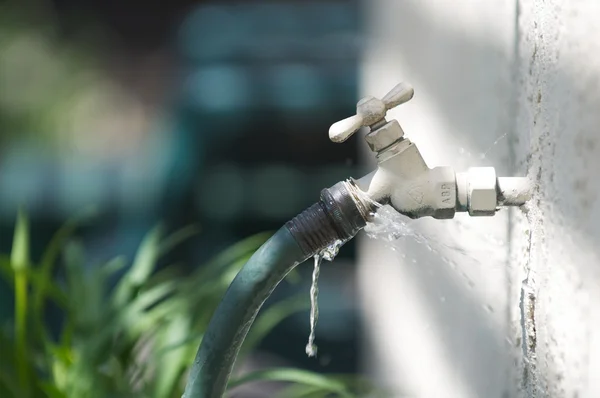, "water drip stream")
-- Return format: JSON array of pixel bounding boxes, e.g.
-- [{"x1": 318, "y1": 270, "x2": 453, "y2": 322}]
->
[{"x1": 305, "y1": 239, "x2": 344, "y2": 357}]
